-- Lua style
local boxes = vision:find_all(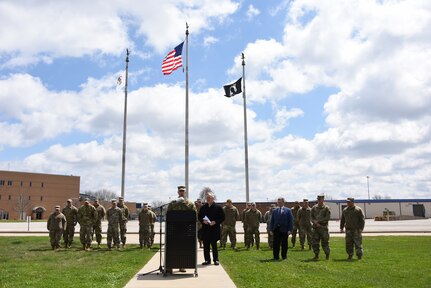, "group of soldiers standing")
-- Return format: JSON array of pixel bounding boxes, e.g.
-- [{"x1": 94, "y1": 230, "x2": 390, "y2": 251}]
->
[
  {"x1": 47, "y1": 192, "x2": 365, "y2": 260},
  {"x1": 47, "y1": 197, "x2": 129, "y2": 251},
  {"x1": 205, "y1": 194, "x2": 364, "y2": 260}
]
